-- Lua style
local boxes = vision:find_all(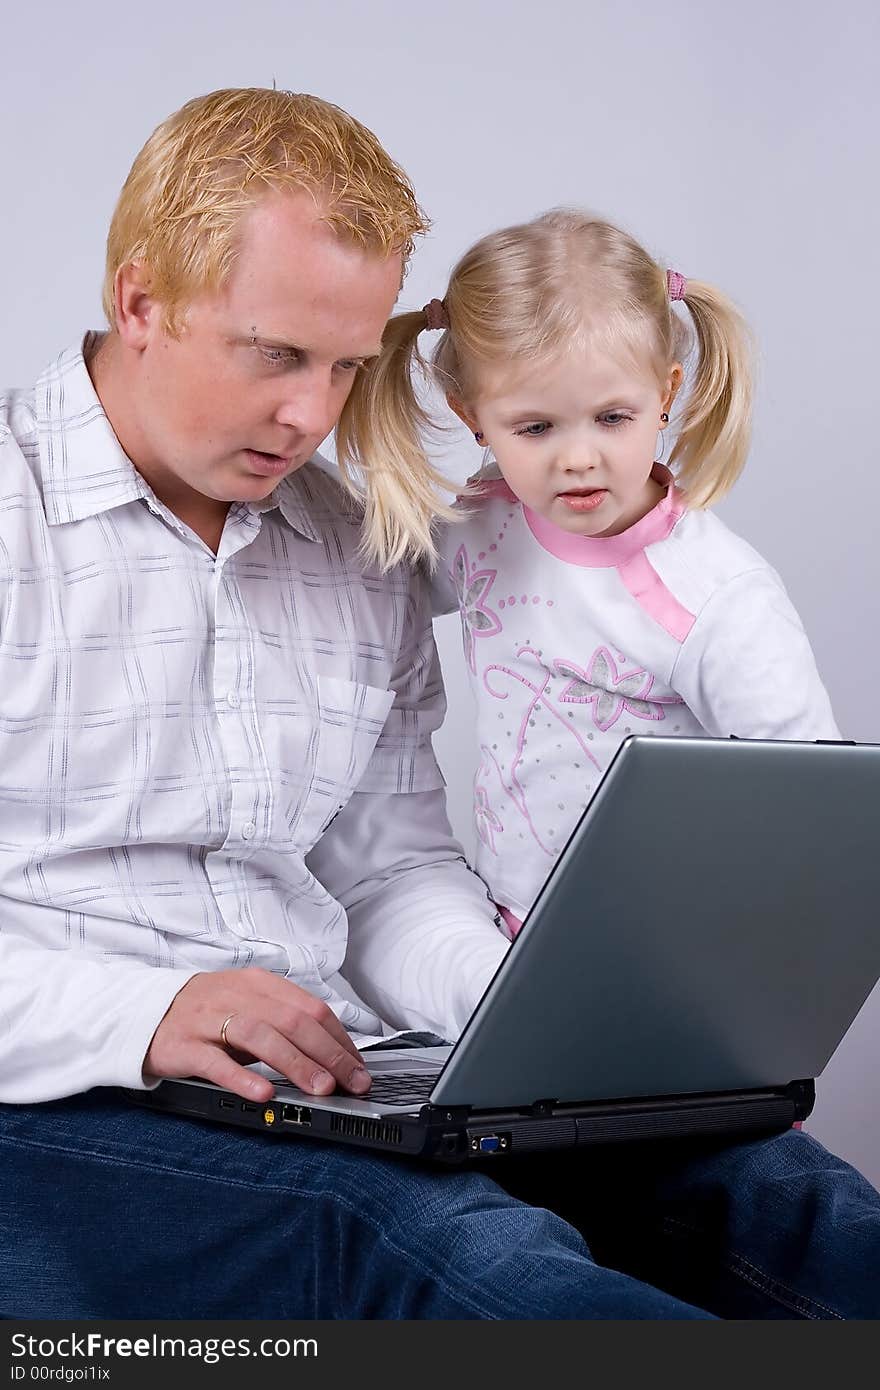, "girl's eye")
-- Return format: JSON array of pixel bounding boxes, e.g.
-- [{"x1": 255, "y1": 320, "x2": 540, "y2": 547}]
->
[
  {"x1": 599, "y1": 412, "x2": 632, "y2": 428},
  {"x1": 335, "y1": 359, "x2": 364, "y2": 374},
  {"x1": 514, "y1": 422, "x2": 550, "y2": 437}
]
